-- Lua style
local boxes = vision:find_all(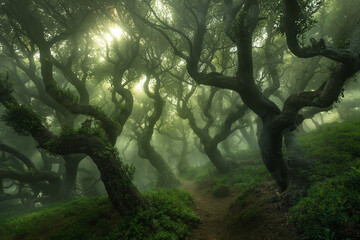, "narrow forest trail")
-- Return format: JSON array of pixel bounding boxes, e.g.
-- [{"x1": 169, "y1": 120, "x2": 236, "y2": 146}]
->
[{"x1": 180, "y1": 179, "x2": 234, "y2": 240}]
